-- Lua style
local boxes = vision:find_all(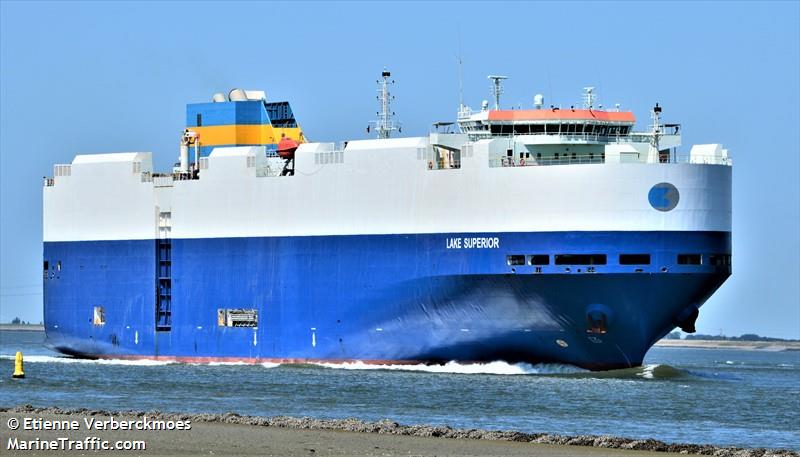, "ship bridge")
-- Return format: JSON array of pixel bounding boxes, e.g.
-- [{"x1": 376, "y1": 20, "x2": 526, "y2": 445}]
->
[
  {"x1": 428, "y1": 84, "x2": 696, "y2": 170},
  {"x1": 459, "y1": 107, "x2": 636, "y2": 142}
]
